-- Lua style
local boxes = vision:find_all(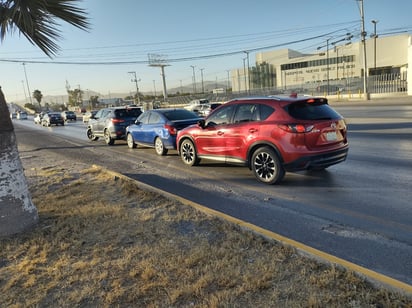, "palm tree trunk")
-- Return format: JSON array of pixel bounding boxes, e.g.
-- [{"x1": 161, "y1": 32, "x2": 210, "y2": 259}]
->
[{"x1": 0, "y1": 87, "x2": 38, "y2": 237}]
